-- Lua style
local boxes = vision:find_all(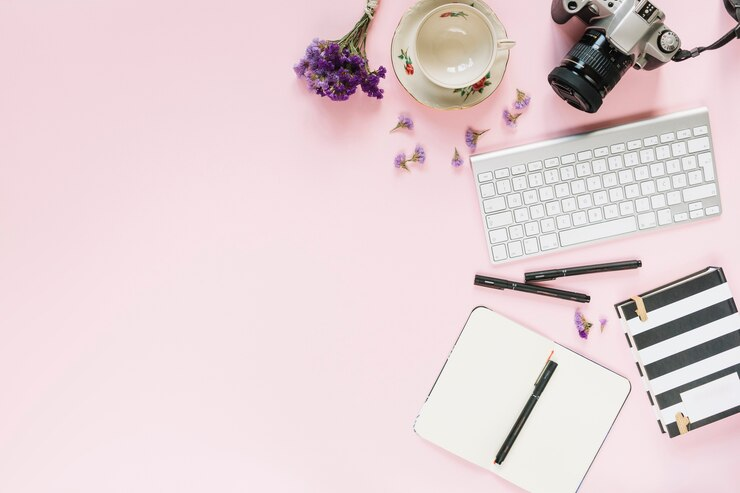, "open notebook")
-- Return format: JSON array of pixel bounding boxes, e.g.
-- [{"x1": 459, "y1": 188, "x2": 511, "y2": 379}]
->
[
  {"x1": 414, "y1": 307, "x2": 630, "y2": 493},
  {"x1": 615, "y1": 267, "x2": 740, "y2": 437}
]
